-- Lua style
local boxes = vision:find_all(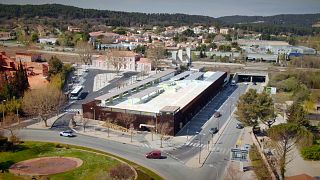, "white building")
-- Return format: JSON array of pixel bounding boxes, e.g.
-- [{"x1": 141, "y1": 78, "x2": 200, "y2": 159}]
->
[
  {"x1": 208, "y1": 26, "x2": 217, "y2": 34},
  {"x1": 219, "y1": 28, "x2": 230, "y2": 35}
]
